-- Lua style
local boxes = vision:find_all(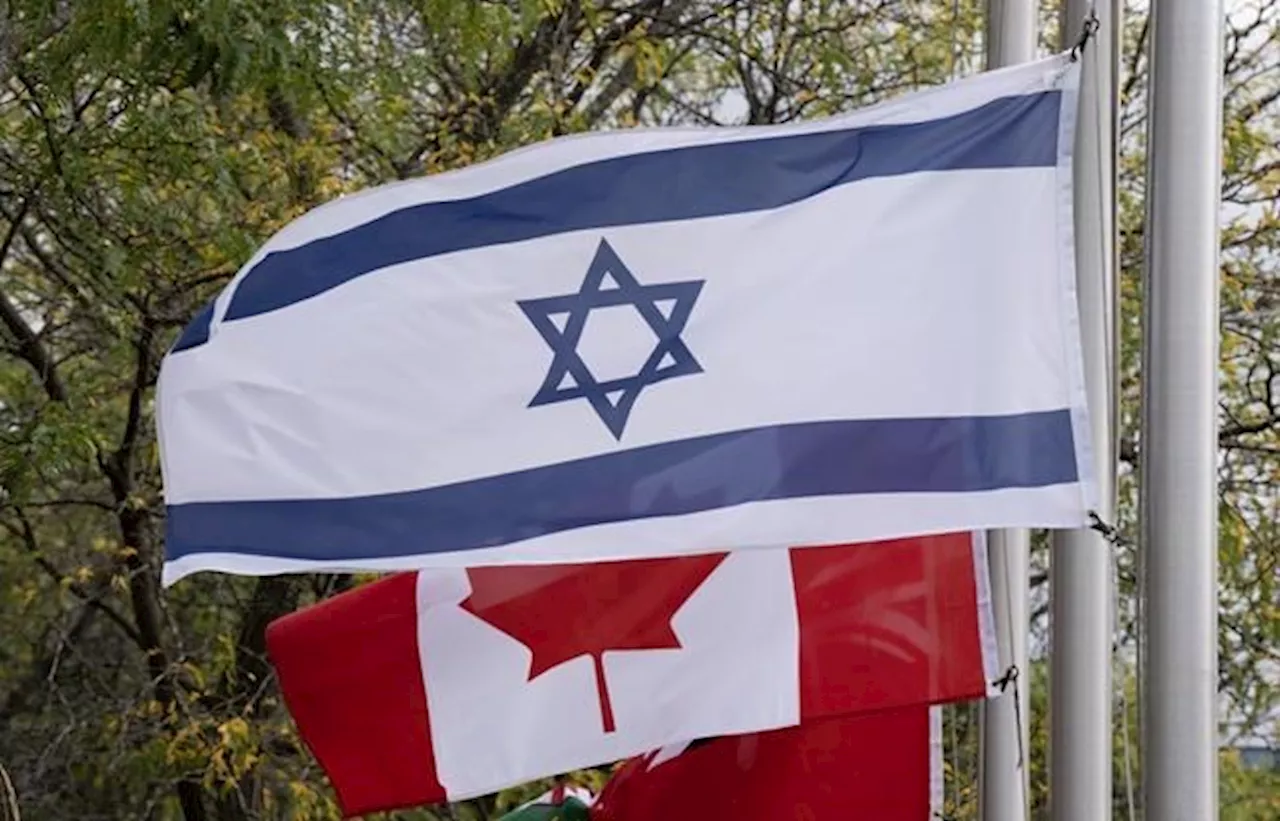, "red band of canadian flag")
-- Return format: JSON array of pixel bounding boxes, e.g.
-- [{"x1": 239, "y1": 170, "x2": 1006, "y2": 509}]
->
[{"x1": 591, "y1": 705, "x2": 936, "y2": 821}]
